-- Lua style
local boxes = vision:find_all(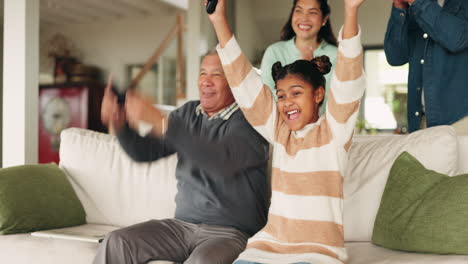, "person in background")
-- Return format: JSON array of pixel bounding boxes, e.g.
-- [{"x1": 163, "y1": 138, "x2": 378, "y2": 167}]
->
[
  {"x1": 94, "y1": 50, "x2": 270, "y2": 264},
  {"x1": 207, "y1": 0, "x2": 366, "y2": 262},
  {"x1": 261, "y1": 0, "x2": 337, "y2": 114},
  {"x1": 384, "y1": 0, "x2": 468, "y2": 133}
]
